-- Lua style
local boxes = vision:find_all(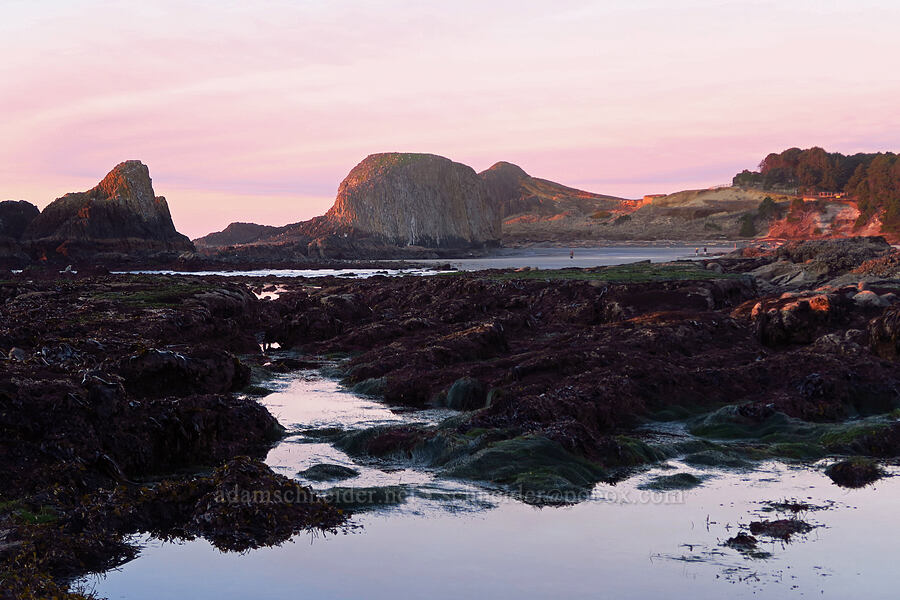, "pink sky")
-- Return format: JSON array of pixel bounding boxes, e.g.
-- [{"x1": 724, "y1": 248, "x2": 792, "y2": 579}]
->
[{"x1": 2, "y1": 1, "x2": 899, "y2": 238}]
